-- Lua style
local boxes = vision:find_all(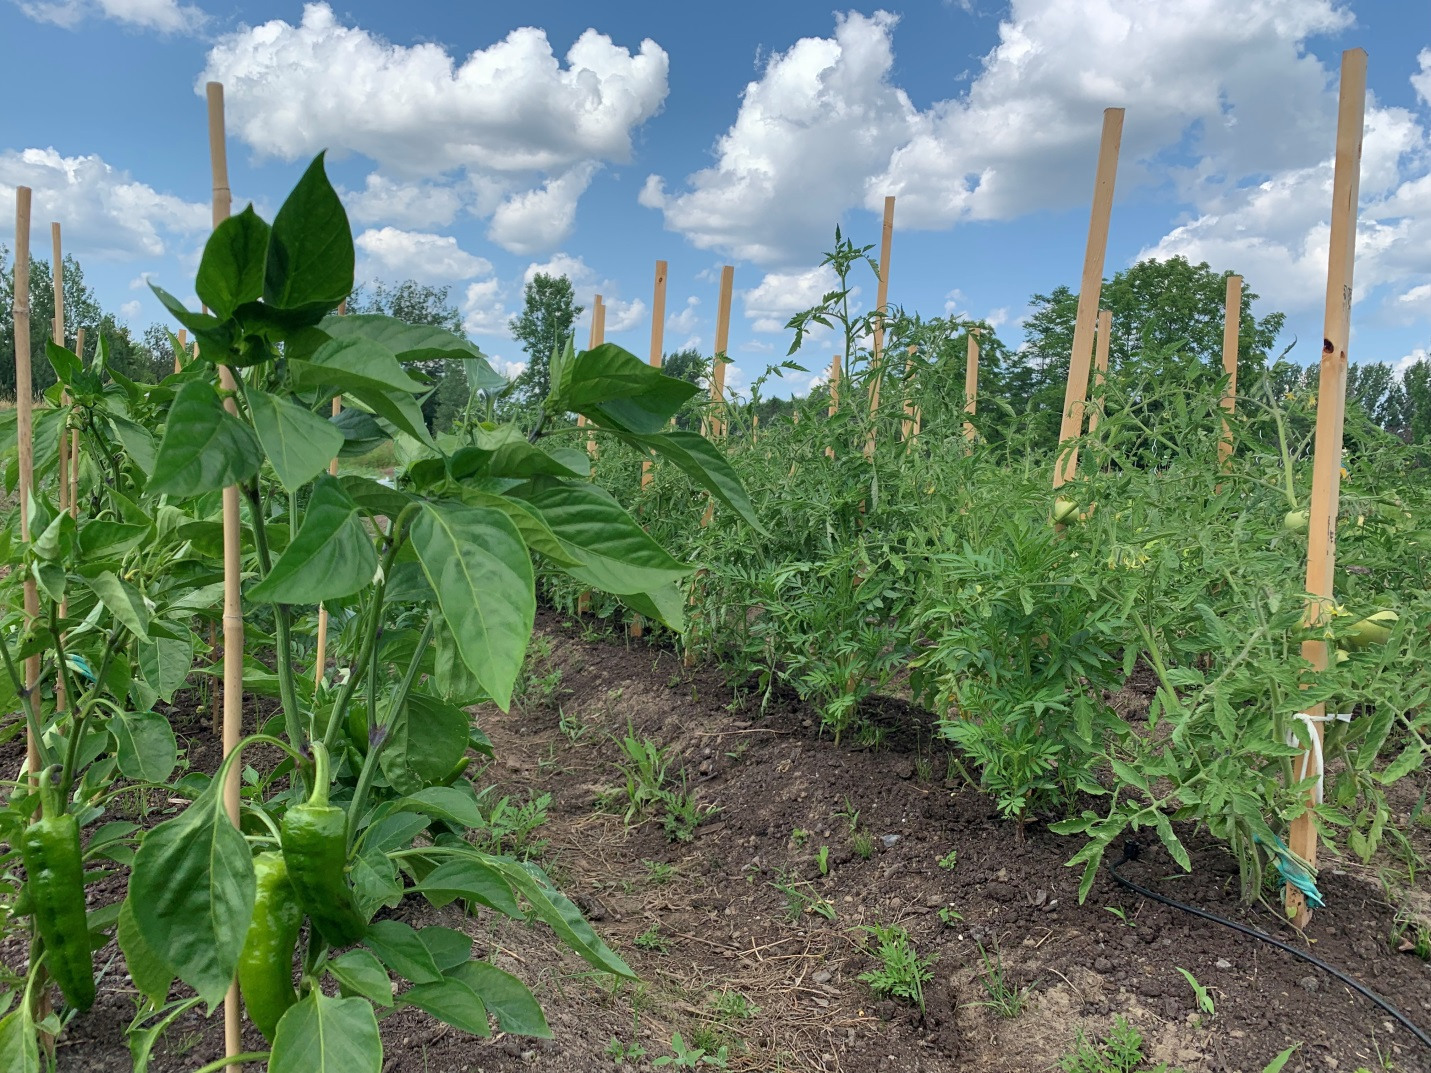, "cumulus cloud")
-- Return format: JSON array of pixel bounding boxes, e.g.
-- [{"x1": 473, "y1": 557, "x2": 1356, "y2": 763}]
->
[
  {"x1": 18, "y1": 0, "x2": 206, "y2": 33},
  {"x1": 461, "y1": 277, "x2": 511, "y2": 337},
  {"x1": 487, "y1": 165, "x2": 596, "y2": 254},
  {"x1": 524, "y1": 252, "x2": 595, "y2": 287},
  {"x1": 354, "y1": 227, "x2": 492, "y2": 282},
  {"x1": 641, "y1": 11, "x2": 914, "y2": 262},
  {"x1": 119, "y1": 299, "x2": 142, "y2": 320},
  {"x1": 667, "y1": 296, "x2": 701, "y2": 337},
  {"x1": 0, "y1": 148, "x2": 207, "y2": 260},
  {"x1": 200, "y1": 4, "x2": 667, "y2": 253},
  {"x1": 603, "y1": 297, "x2": 648, "y2": 334},
  {"x1": 1395, "y1": 347, "x2": 1427, "y2": 375},
  {"x1": 743, "y1": 266, "x2": 840, "y2": 333},
  {"x1": 640, "y1": 0, "x2": 1406, "y2": 274},
  {"x1": 344, "y1": 175, "x2": 464, "y2": 230}
]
